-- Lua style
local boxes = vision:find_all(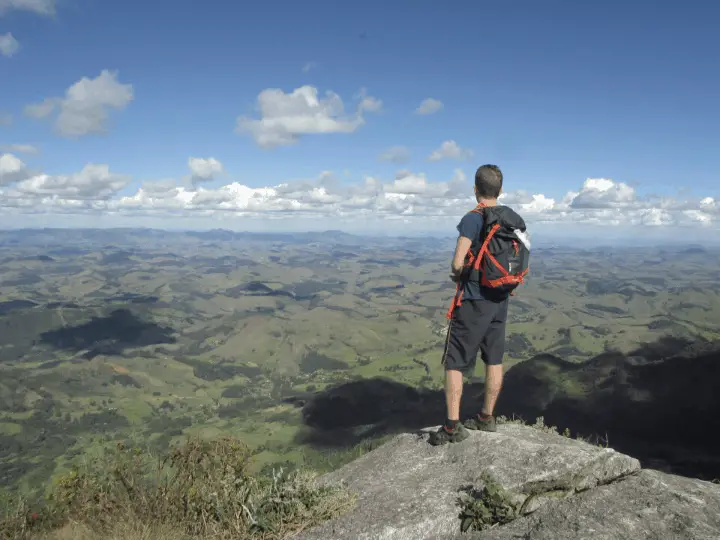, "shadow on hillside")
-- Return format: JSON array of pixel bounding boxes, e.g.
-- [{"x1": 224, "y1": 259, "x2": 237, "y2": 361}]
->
[
  {"x1": 297, "y1": 337, "x2": 720, "y2": 481},
  {"x1": 40, "y1": 308, "x2": 176, "y2": 359}
]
